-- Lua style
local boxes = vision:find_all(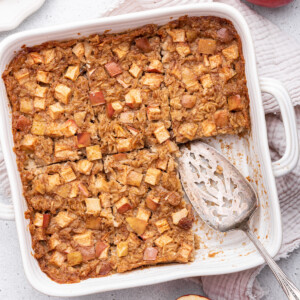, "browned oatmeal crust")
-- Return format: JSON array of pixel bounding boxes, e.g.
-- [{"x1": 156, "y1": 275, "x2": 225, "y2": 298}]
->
[{"x1": 2, "y1": 16, "x2": 250, "y2": 284}]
